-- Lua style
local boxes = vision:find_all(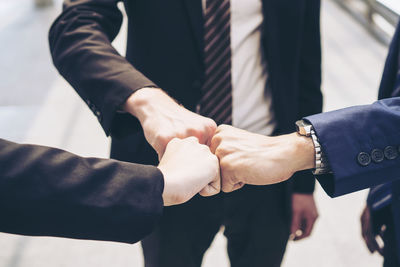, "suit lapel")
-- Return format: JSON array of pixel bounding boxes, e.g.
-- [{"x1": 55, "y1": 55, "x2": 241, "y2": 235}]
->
[{"x1": 182, "y1": 0, "x2": 204, "y2": 64}]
